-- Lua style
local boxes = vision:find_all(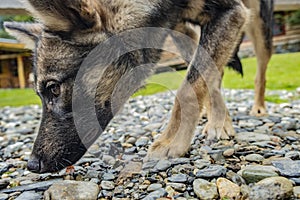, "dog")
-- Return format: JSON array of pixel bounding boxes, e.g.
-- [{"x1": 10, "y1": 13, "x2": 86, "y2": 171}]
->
[{"x1": 4, "y1": 0, "x2": 273, "y2": 173}]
